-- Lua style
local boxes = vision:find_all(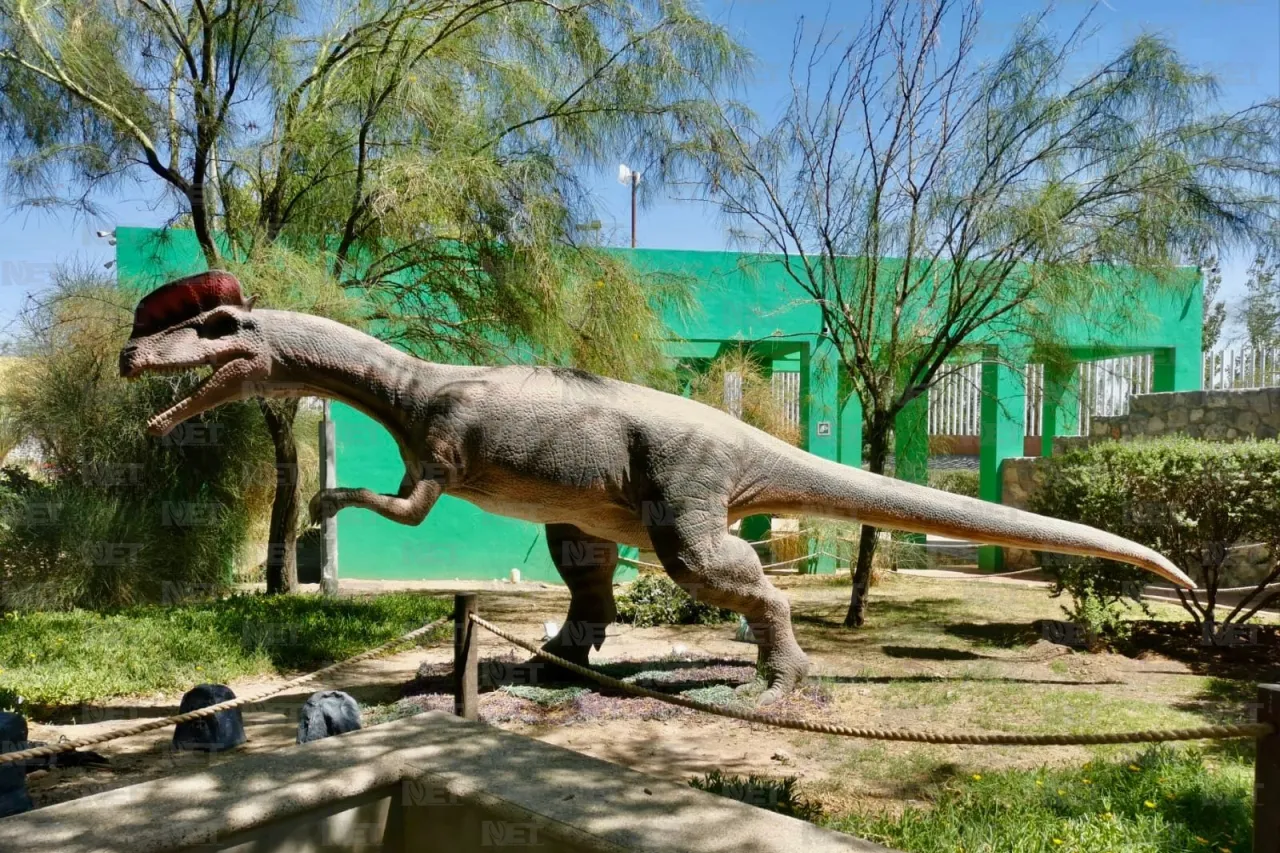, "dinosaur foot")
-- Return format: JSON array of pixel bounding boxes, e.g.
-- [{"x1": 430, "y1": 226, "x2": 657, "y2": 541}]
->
[
  {"x1": 733, "y1": 676, "x2": 801, "y2": 707},
  {"x1": 733, "y1": 649, "x2": 811, "y2": 707}
]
